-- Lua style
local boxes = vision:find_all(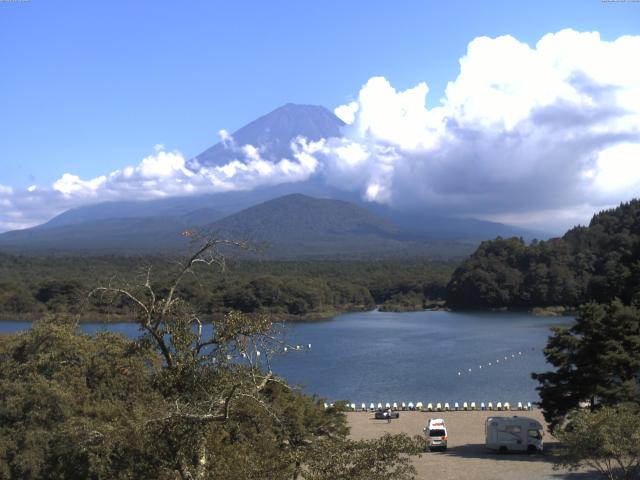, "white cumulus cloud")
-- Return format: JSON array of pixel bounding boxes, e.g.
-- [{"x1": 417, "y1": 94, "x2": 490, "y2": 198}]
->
[
  {"x1": 2, "y1": 29, "x2": 640, "y2": 234},
  {"x1": 312, "y1": 29, "x2": 640, "y2": 230},
  {"x1": 0, "y1": 139, "x2": 322, "y2": 231}
]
